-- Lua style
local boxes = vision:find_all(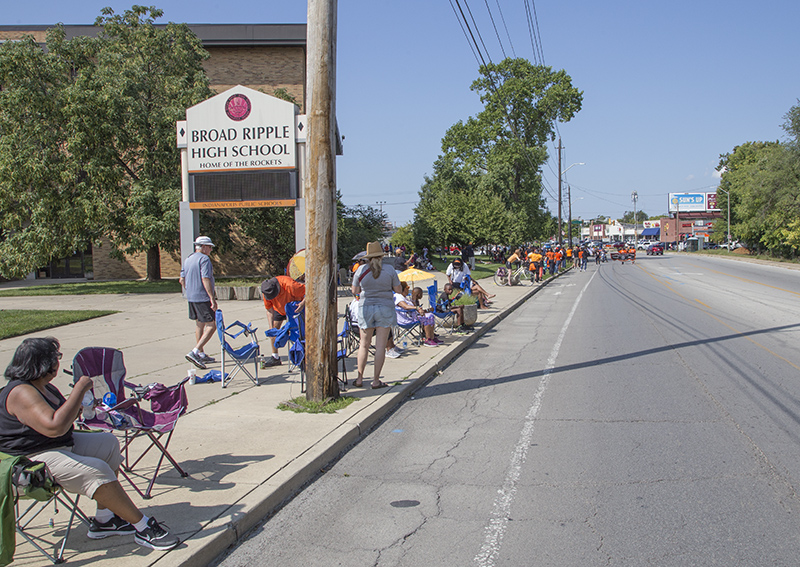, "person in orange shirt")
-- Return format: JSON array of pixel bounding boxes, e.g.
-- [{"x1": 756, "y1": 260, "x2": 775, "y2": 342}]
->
[
  {"x1": 555, "y1": 249, "x2": 564, "y2": 272},
  {"x1": 546, "y1": 249, "x2": 556, "y2": 275},
  {"x1": 260, "y1": 275, "x2": 306, "y2": 367}
]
